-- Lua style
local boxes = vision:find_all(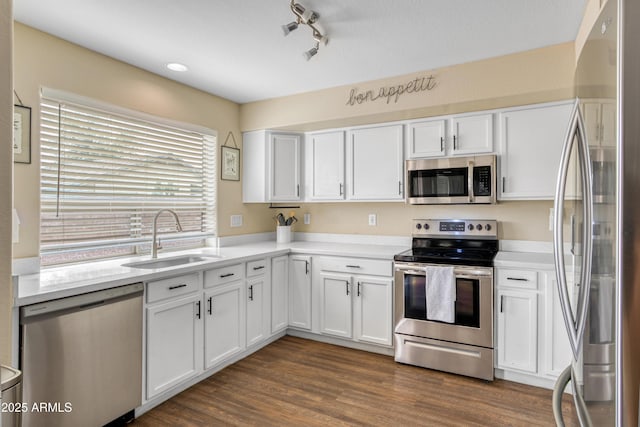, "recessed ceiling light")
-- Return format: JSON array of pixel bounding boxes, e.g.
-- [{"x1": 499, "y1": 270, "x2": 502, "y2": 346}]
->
[{"x1": 166, "y1": 63, "x2": 188, "y2": 72}]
